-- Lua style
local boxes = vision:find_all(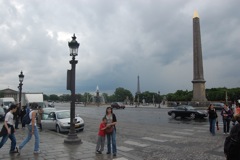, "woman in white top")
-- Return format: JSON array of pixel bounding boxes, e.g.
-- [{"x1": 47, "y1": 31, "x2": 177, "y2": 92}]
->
[
  {"x1": 18, "y1": 105, "x2": 40, "y2": 154},
  {"x1": 0, "y1": 104, "x2": 19, "y2": 153}
]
